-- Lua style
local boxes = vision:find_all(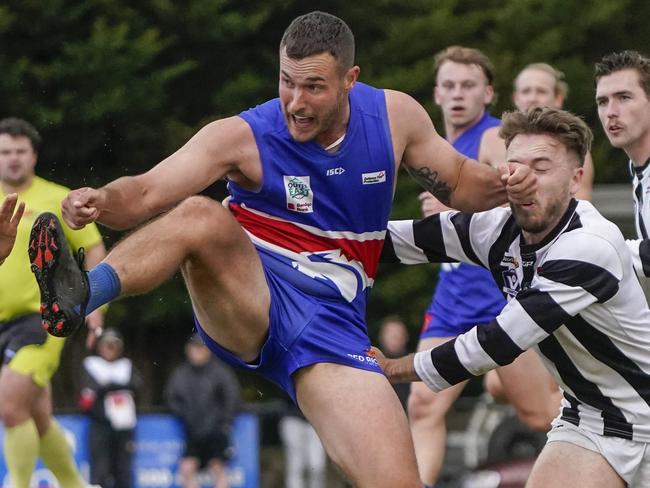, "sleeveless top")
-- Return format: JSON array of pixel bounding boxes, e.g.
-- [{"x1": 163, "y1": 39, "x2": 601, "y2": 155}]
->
[{"x1": 229, "y1": 82, "x2": 395, "y2": 316}]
